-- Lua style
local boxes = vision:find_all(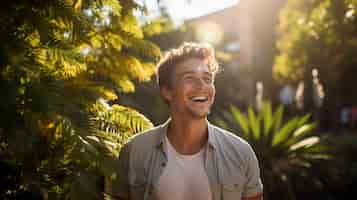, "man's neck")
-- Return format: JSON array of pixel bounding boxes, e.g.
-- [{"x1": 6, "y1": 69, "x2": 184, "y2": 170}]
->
[{"x1": 167, "y1": 116, "x2": 208, "y2": 155}]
